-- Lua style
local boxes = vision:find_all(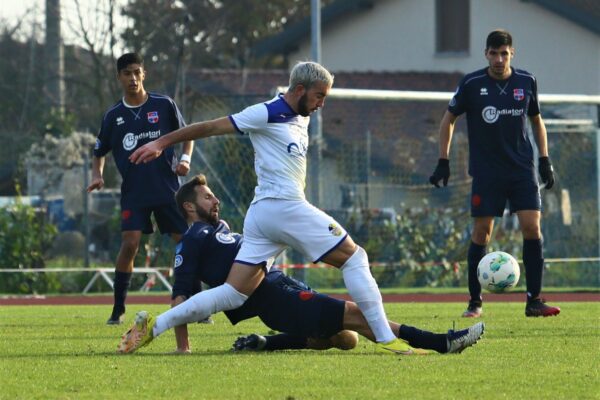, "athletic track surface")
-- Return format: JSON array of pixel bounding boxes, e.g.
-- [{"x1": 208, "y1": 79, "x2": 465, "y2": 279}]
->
[{"x1": 0, "y1": 292, "x2": 597, "y2": 305}]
